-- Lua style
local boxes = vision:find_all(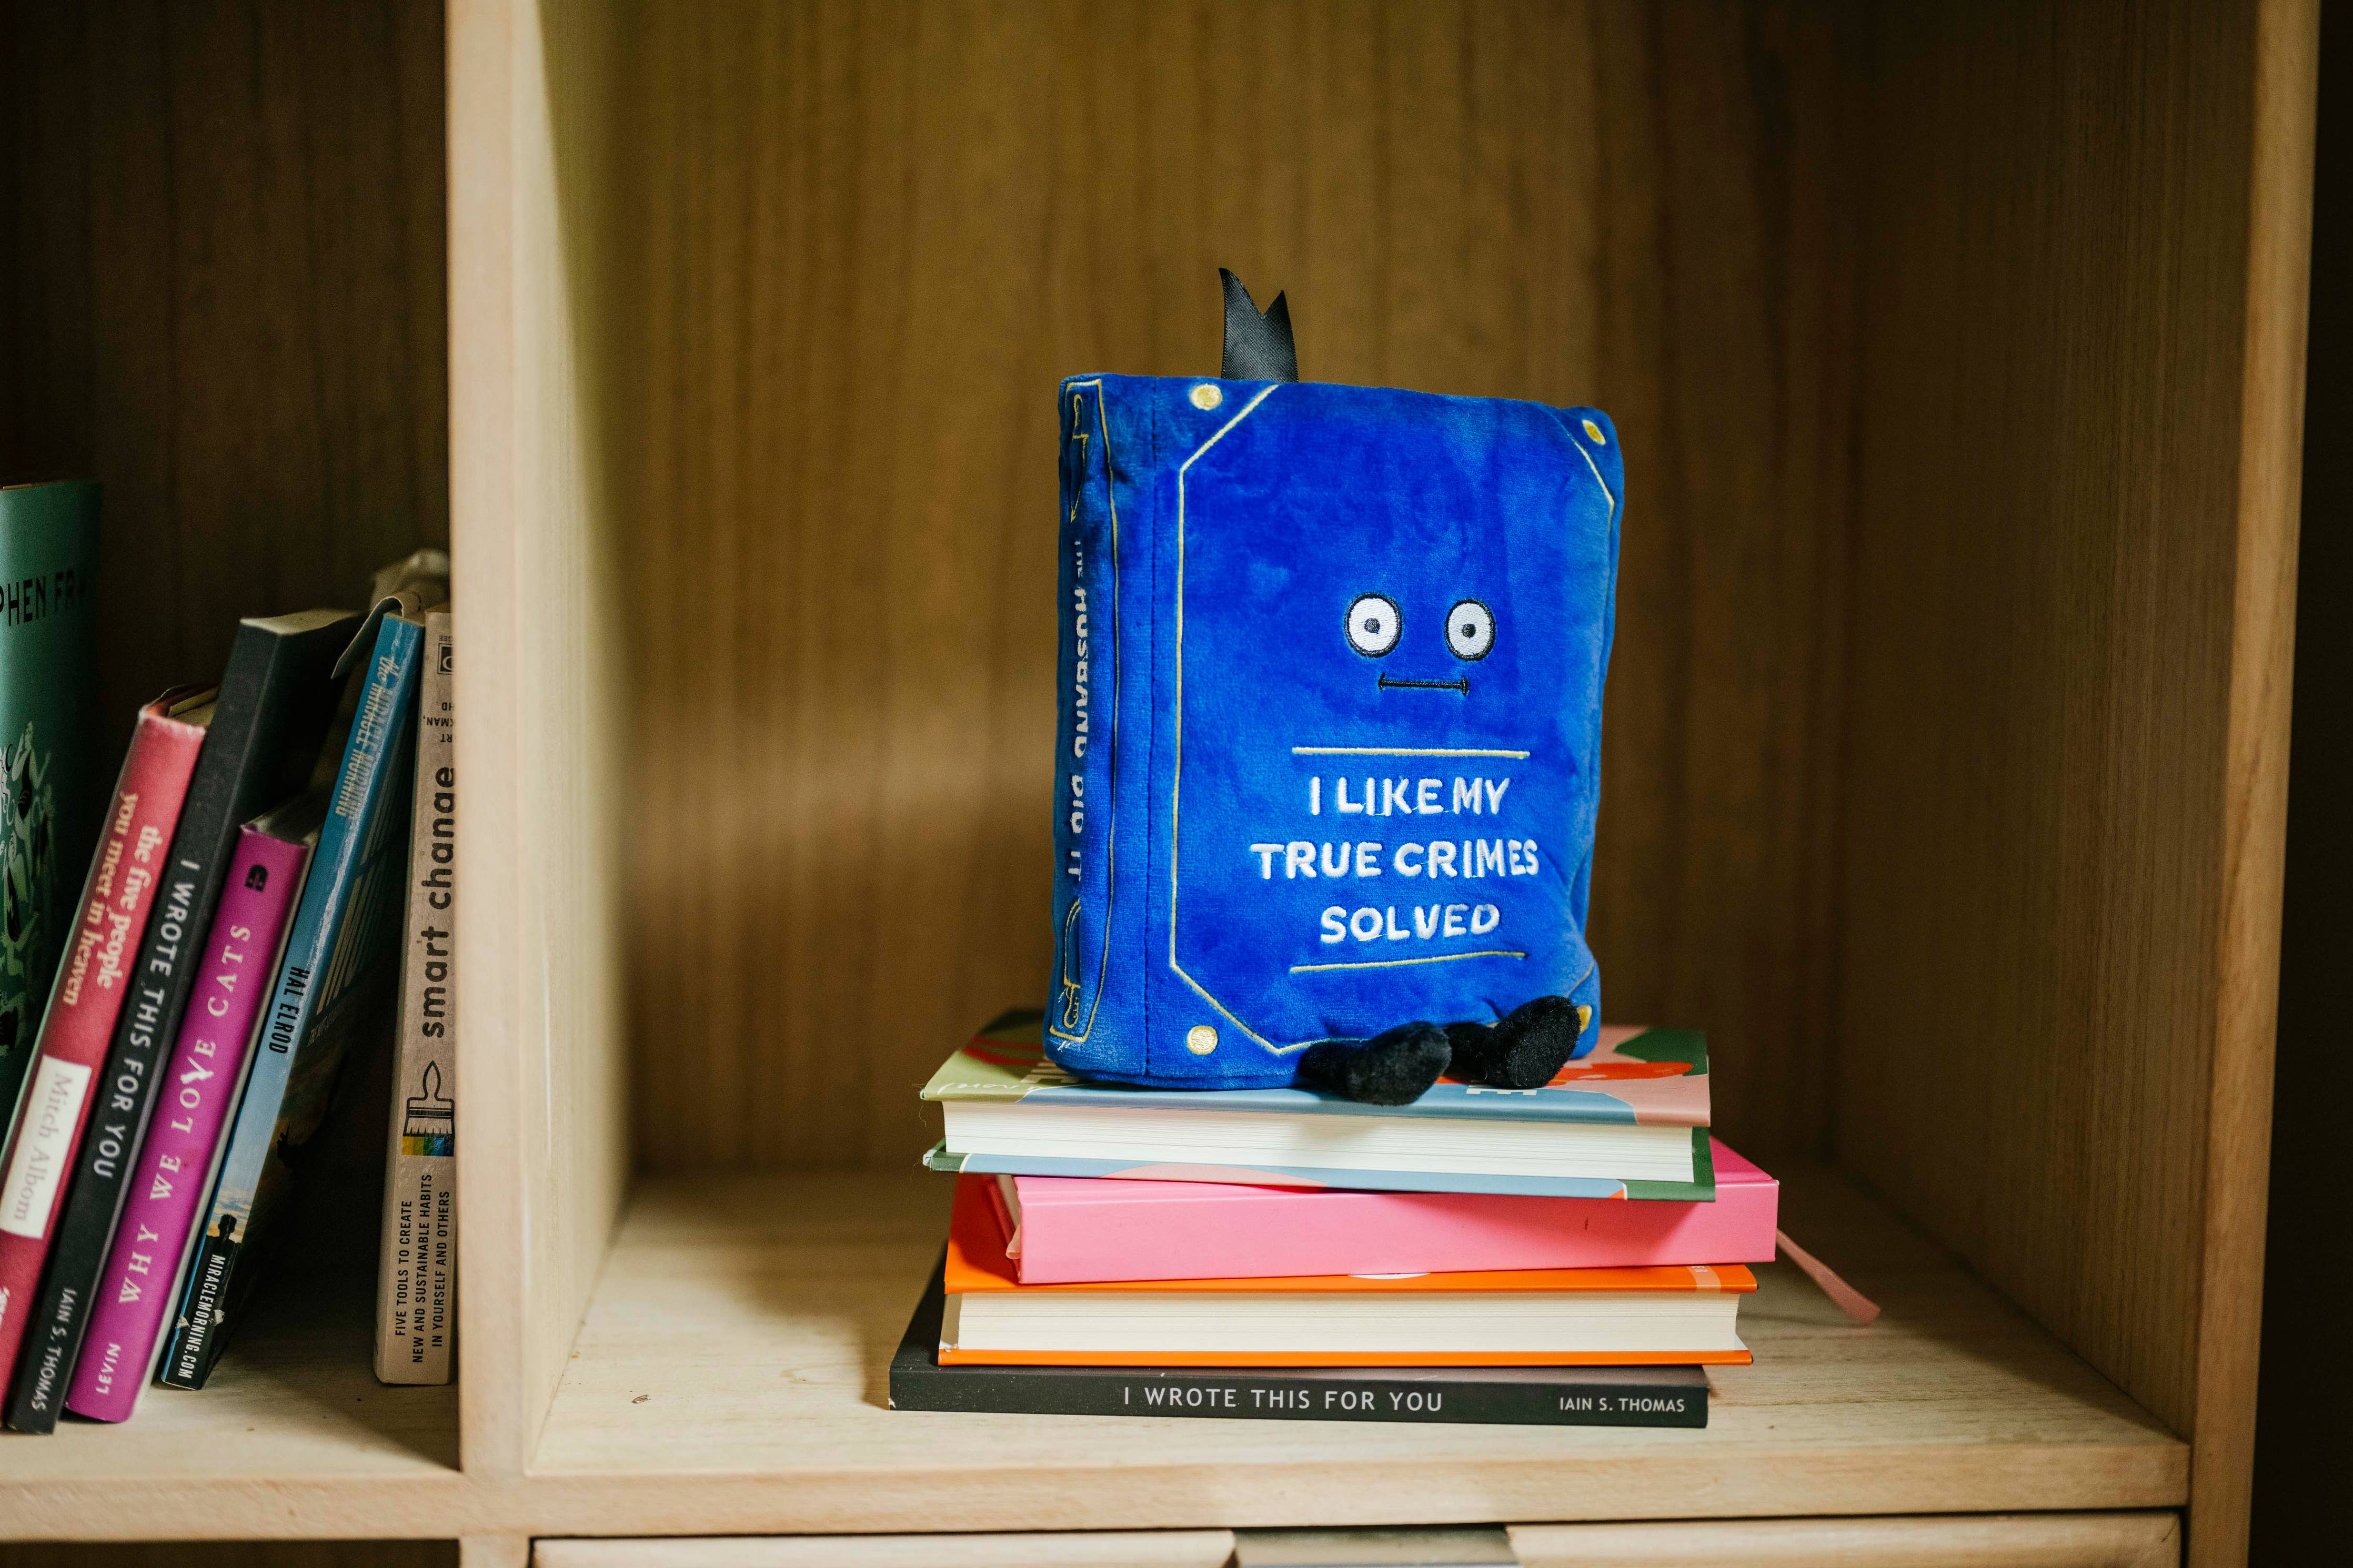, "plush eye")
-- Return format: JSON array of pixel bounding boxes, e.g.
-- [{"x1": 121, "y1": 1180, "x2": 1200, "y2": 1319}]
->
[
  {"x1": 1446, "y1": 600, "x2": 1495, "y2": 661},
  {"x1": 1345, "y1": 594, "x2": 1401, "y2": 657}
]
